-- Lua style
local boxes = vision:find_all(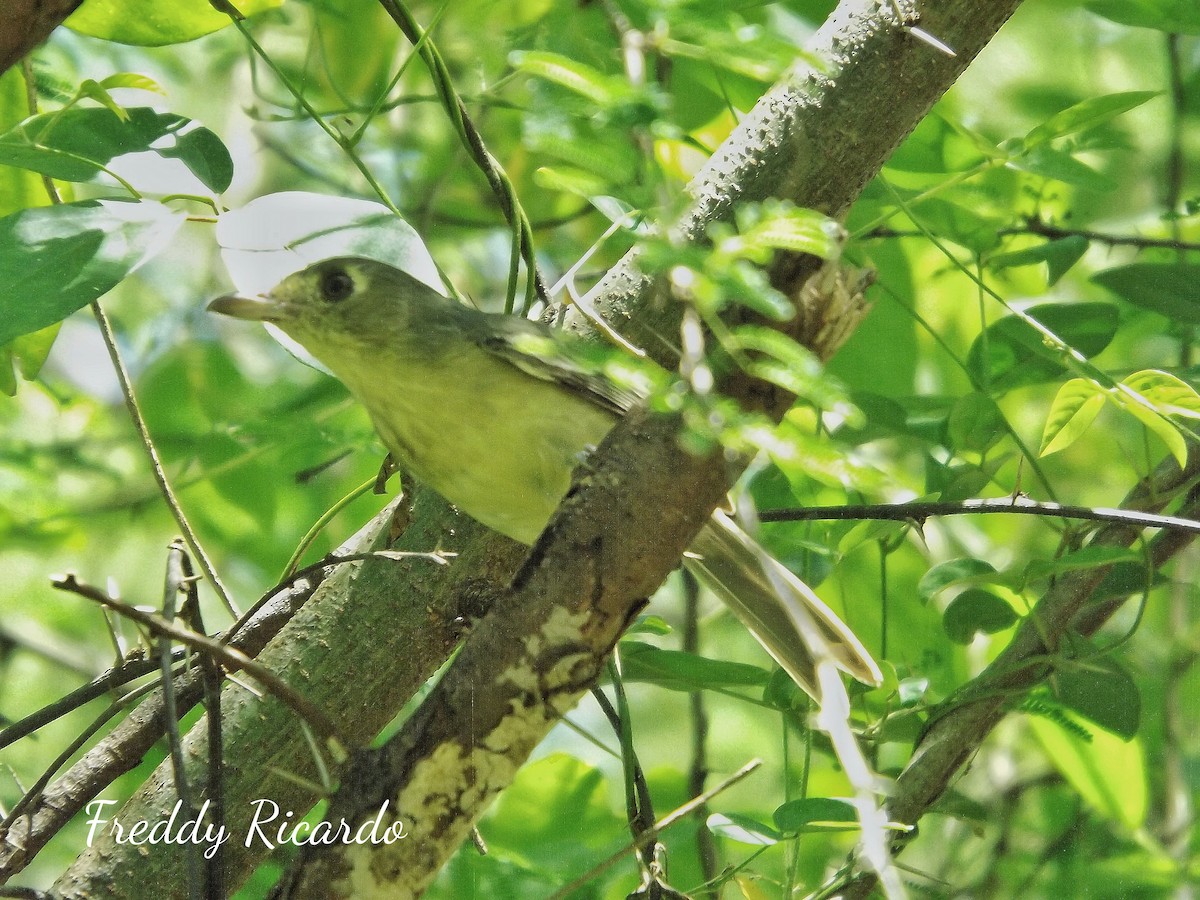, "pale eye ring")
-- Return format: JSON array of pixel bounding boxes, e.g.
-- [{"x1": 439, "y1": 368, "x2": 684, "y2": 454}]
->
[{"x1": 320, "y1": 268, "x2": 354, "y2": 303}]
